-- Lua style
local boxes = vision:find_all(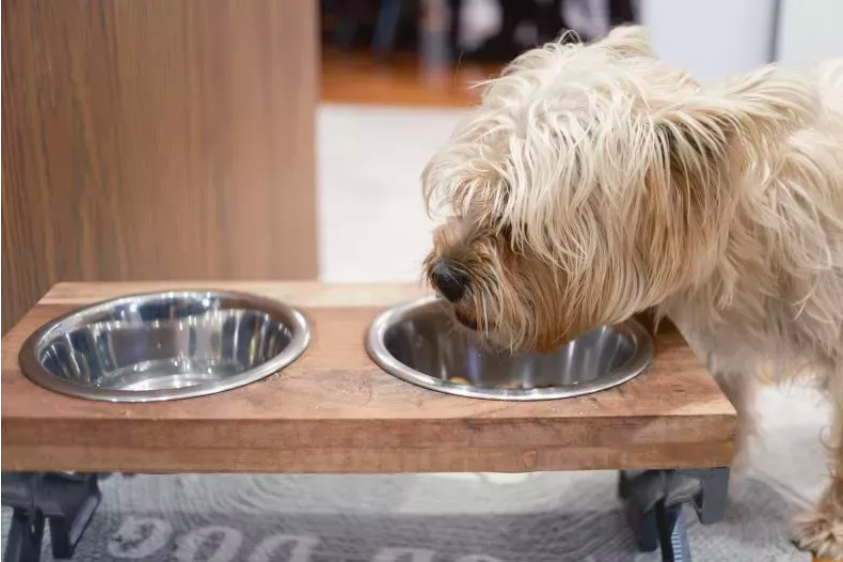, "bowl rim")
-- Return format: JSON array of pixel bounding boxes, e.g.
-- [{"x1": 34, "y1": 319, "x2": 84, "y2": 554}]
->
[
  {"x1": 365, "y1": 295, "x2": 654, "y2": 401},
  {"x1": 18, "y1": 290, "x2": 311, "y2": 403}
]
